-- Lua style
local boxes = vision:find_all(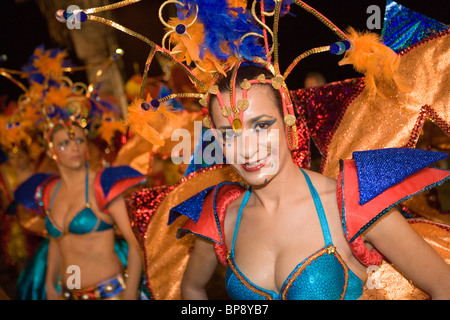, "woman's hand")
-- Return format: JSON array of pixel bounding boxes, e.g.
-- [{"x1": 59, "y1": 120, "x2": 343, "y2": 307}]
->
[{"x1": 45, "y1": 238, "x2": 62, "y2": 300}]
